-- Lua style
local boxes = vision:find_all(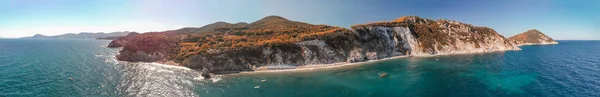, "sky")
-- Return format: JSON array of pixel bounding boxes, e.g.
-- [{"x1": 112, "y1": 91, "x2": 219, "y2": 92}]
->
[{"x1": 0, "y1": 0, "x2": 598, "y2": 40}]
